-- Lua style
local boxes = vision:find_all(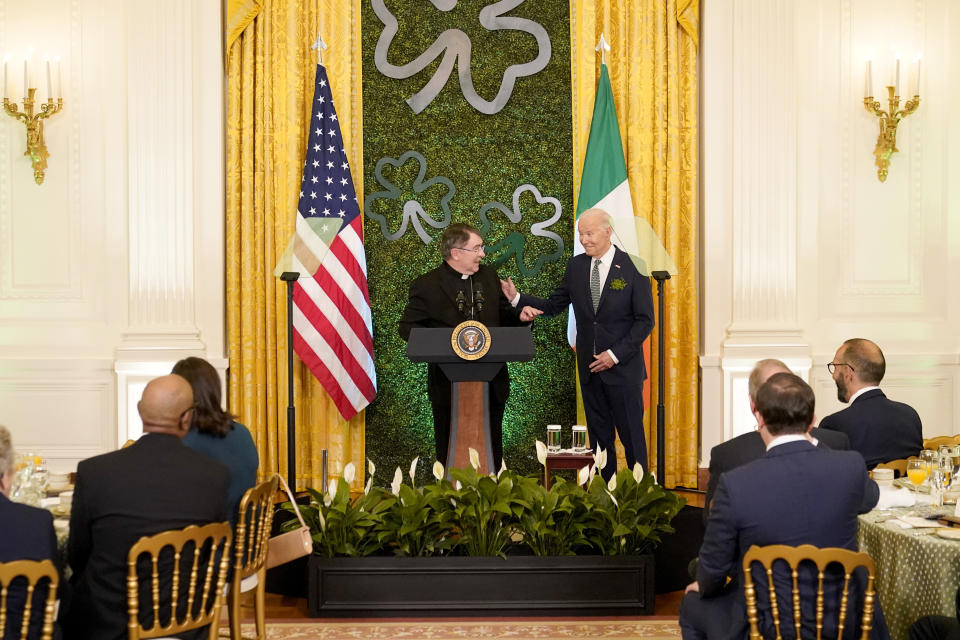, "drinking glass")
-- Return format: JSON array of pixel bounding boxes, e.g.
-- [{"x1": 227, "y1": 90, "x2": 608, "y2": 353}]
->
[
  {"x1": 906, "y1": 457, "x2": 928, "y2": 490},
  {"x1": 546, "y1": 425, "x2": 561, "y2": 452},
  {"x1": 572, "y1": 425, "x2": 588, "y2": 453}
]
